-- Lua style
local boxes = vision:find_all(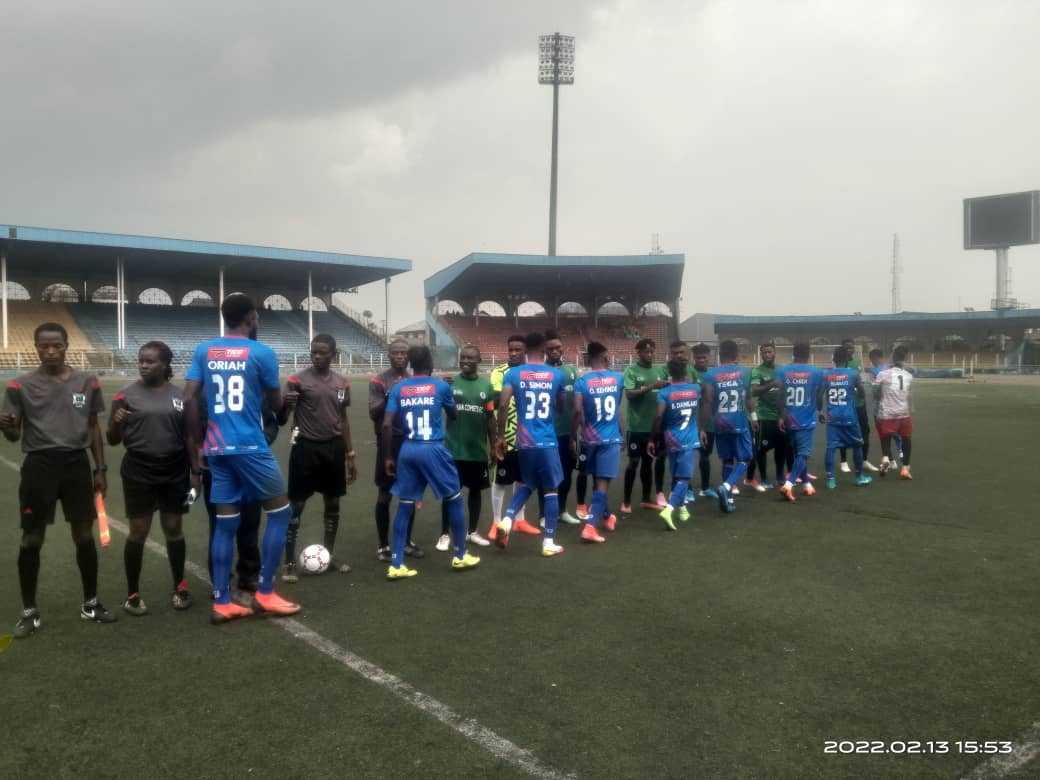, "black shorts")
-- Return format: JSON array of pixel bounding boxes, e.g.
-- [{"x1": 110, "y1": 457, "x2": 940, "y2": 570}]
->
[
  {"x1": 290, "y1": 437, "x2": 347, "y2": 501},
  {"x1": 757, "y1": 420, "x2": 784, "y2": 451},
  {"x1": 455, "y1": 460, "x2": 490, "y2": 491},
  {"x1": 494, "y1": 449, "x2": 522, "y2": 485},
  {"x1": 18, "y1": 450, "x2": 96, "y2": 531},
  {"x1": 123, "y1": 475, "x2": 190, "y2": 518},
  {"x1": 627, "y1": 432, "x2": 663, "y2": 460},
  {"x1": 374, "y1": 435, "x2": 404, "y2": 491}
]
